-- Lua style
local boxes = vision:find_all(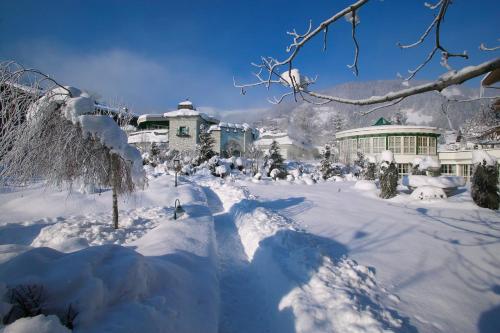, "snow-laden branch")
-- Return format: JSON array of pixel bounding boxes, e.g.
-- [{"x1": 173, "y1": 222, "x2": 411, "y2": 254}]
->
[
  {"x1": 304, "y1": 58, "x2": 500, "y2": 105},
  {"x1": 234, "y1": 0, "x2": 495, "y2": 108},
  {"x1": 480, "y1": 41, "x2": 500, "y2": 52}
]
